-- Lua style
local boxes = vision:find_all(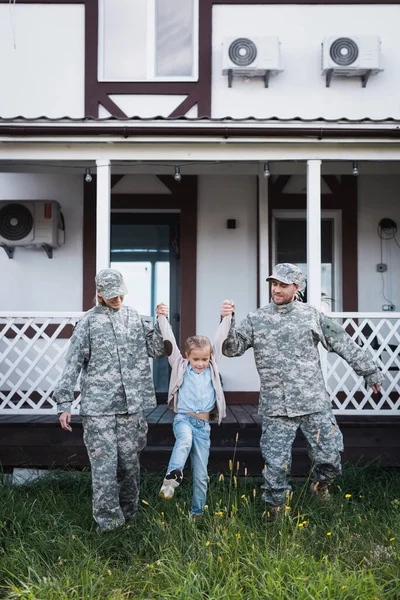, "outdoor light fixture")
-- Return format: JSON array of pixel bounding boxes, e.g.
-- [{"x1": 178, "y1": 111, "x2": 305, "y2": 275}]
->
[
  {"x1": 84, "y1": 167, "x2": 93, "y2": 183},
  {"x1": 174, "y1": 166, "x2": 182, "y2": 182},
  {"x1": 352, "y1": 161, "x2": 359, "y2": 177},
  {"x1": 263, "y1": 163, "x2": 270, "y2": 178}
]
